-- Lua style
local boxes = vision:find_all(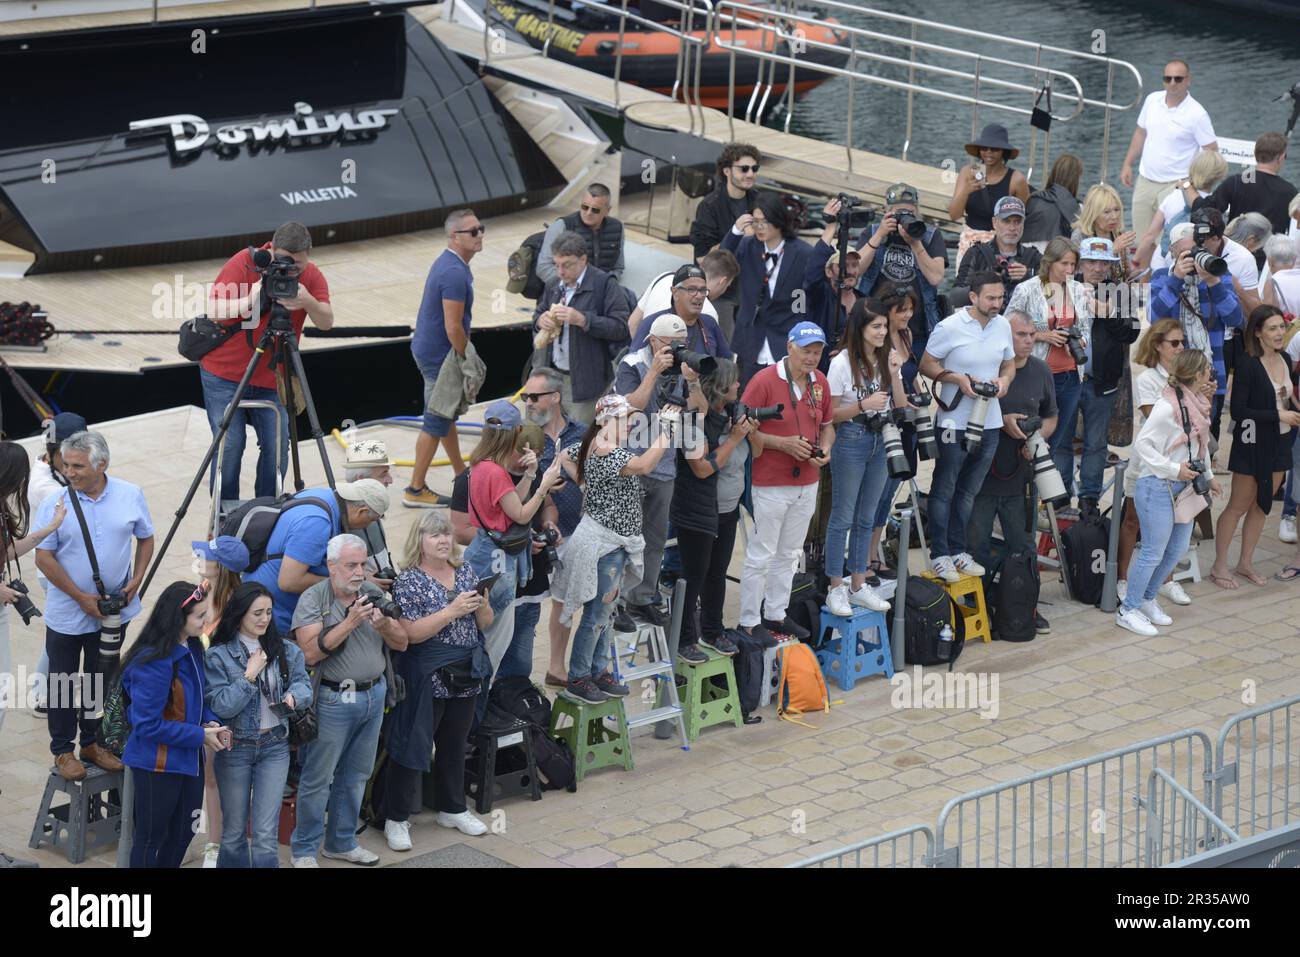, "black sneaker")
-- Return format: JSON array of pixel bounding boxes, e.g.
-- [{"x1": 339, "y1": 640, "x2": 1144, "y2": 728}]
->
[
  {"x1": 875, "y1": 564, "x2": 897, "y2": 581},
  {"x1": 741, "y1": 623, "x2": 778, "y2": 648},
  {"x1": 763, "y1": 615, "x2": 809, "y2": 641},
  {"x1": 562, "y1": 677, "x2": 606, "y2": 705},
  {"x1": 593, "y1": 672, "x2": 630, "y2": 698},
  {"x1": 678, "y1": 643, "x2": 709, "y2": 665},
  {"x1": 1035, "y1": 611, "x2": 1051, "y2": 634},
  {"x1": 612, "y1": 606, "x2": 637, "y2": 633},
  {"x1": 628, "y1": 602, "x2": 668, "y2": 627},
  {"x1": 700, "y1": 634, "x2": 738, "y2": 657}
]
